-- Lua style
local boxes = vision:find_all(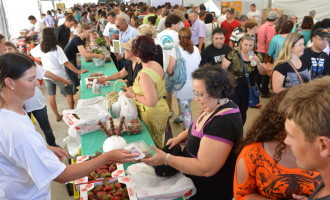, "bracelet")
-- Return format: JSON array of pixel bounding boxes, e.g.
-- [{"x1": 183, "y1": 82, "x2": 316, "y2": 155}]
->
[{"x1": 164, "y1": 153, "x2": 170, "y2": 166}]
